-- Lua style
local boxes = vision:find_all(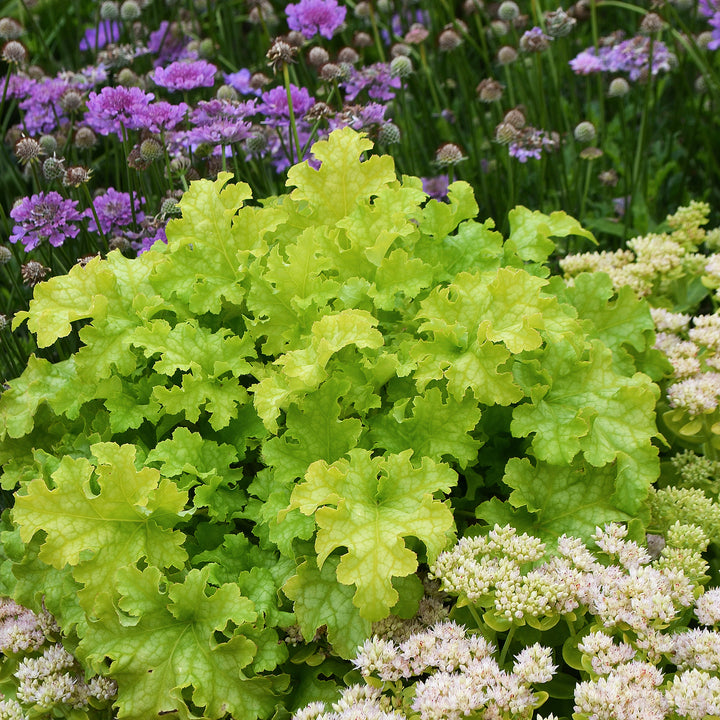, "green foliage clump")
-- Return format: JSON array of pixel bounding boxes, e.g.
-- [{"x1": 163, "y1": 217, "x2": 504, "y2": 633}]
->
[{"x1": 0, "y1": 128, "x2": 663, "y2": 718}]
